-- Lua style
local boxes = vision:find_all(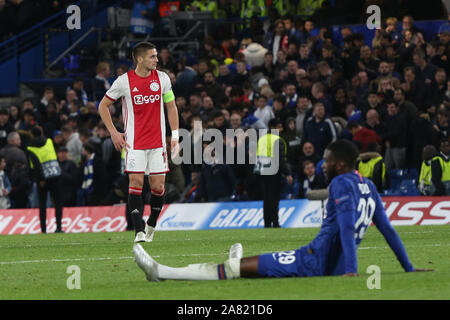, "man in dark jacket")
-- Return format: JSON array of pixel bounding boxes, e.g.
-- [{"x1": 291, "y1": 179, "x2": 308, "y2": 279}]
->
[
  {"x1": 380, "y1": 100, "x2": 408, "y2": 170},
  {"x1": 303, "y1": 102, "x2": 338, "y2": 157},
  {"x1": 79, "y1": 142, "x2": 108, "y2": 206},
  {"x1": 56, "y1": 146, "x2": 78, "y2": 207},
  {"x1": 26, "y1": 126, "x2": 63, "y2": 233}
]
